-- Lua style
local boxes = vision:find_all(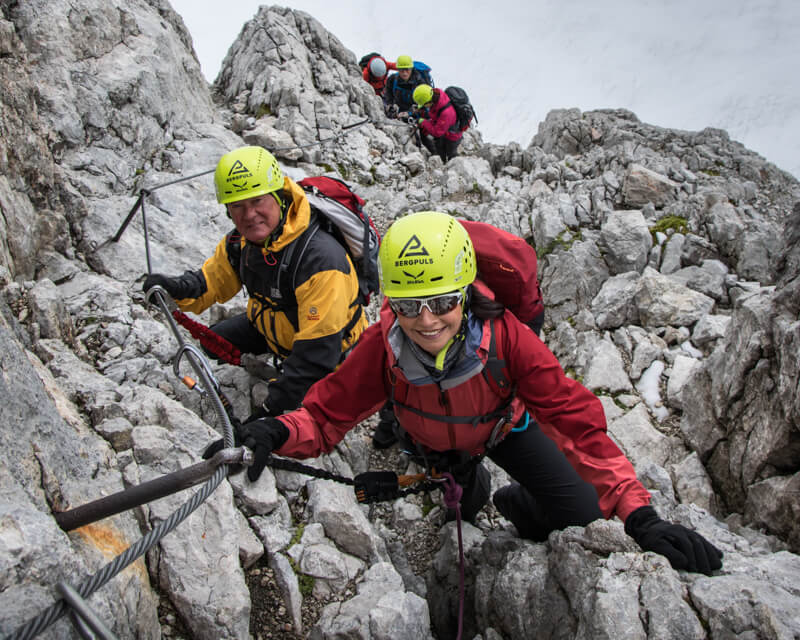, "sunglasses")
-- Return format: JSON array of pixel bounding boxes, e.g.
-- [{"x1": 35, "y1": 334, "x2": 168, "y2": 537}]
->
[{"x1": 388, "y1": 291, "x2": 463, "y2": 318}]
